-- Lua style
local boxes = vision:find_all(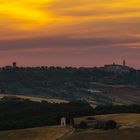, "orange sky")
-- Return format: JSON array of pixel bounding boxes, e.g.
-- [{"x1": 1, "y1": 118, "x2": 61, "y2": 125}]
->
[{"x1": 0, "y1": 0, "x2": 140, "y2": 68}]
